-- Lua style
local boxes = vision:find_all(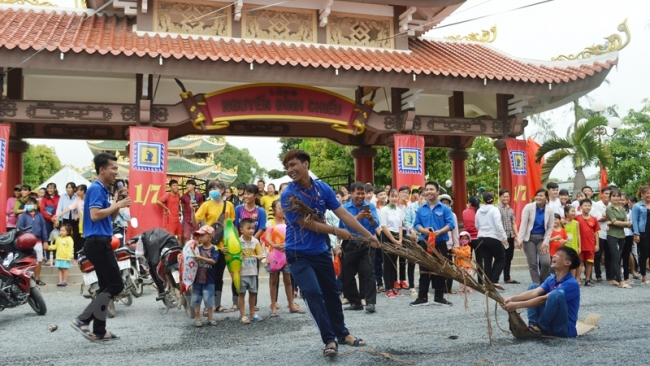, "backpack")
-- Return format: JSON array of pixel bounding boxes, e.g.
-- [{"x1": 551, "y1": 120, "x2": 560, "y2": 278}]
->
[{"x1": 211, "y1": 203, "x2": 227, "y2": 245}]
